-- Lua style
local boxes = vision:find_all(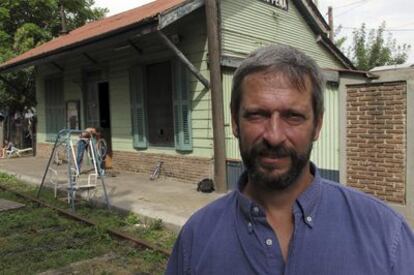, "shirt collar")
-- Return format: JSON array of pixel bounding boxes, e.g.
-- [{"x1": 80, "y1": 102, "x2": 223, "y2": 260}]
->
[{"x1": 236, "y1": 162, "x2": 323, "y2": 228}]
